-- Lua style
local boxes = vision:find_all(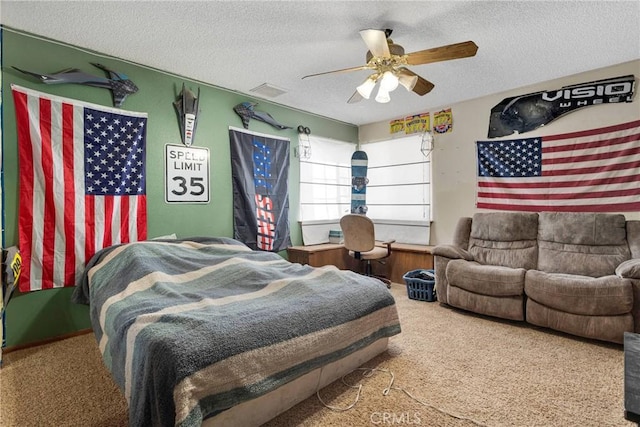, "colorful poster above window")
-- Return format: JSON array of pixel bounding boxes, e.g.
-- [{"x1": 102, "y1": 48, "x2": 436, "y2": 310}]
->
[
  {"x1": 433, "y1": 109, "x2": 453, "y2": 134},
  {"x1": 487, "y1": 75, "x2": 635, "y2": 138},
  {"x1": 165, "y1": 144, "x2": 210, "y2": 204},
  {"x1": 229, "y1": 127, "x2": 291, "y2": 252},
  {"x1": 389, "y1": 118, "x2": 405, "y2": 134},
  {"x1": 405, "y1": 113, "x2": 430, "y2": 135}
]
